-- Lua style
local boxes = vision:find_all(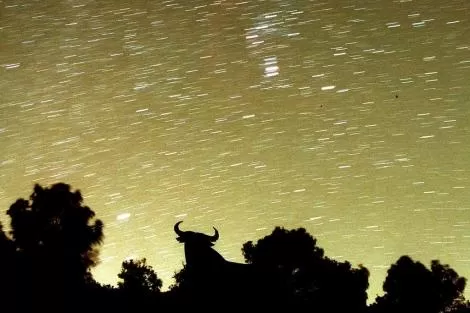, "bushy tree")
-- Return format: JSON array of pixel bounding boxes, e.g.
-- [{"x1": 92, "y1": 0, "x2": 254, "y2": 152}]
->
[
  {"x1": 243, "y1": 226, "x2": 369, "y2": 313},
  {"x1": 0, "y1": 222, "x2": 14, "y2": 260},
  {"x1": 0, "y1": 223, "x2": 15, "y2": 307},
  {"x1": 6, "y1": 183, "x2": 104, "y2": 312},
  {"x1": 243, "y1": 227, "x2": 325, "y2": 268},
  {"x1": 118, "y1": 258, "x2": 162, "y2": 295},
  {"x1": 169, "y1": 263, "x2": 189, "y2": 291},
  {"x1": 7, "y1": 183, "x2": 103, "y2": 275},
  {"x1": 372, "y1": 255, "x2": 467, "y2": 313}
]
